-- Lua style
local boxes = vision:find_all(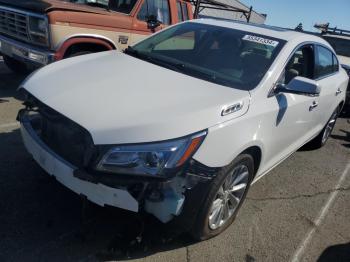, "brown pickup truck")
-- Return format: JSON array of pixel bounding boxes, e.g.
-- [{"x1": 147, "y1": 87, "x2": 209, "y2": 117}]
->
[{"x1": 0, "y1": 0, "x2": 193, "y2": 73}]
